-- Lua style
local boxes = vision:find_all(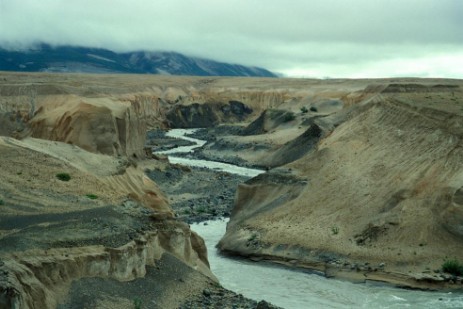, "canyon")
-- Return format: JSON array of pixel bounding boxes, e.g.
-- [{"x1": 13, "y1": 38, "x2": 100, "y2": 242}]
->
[{"x1": 0, "y1": 72, "x2": 462, "y2": 308}]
